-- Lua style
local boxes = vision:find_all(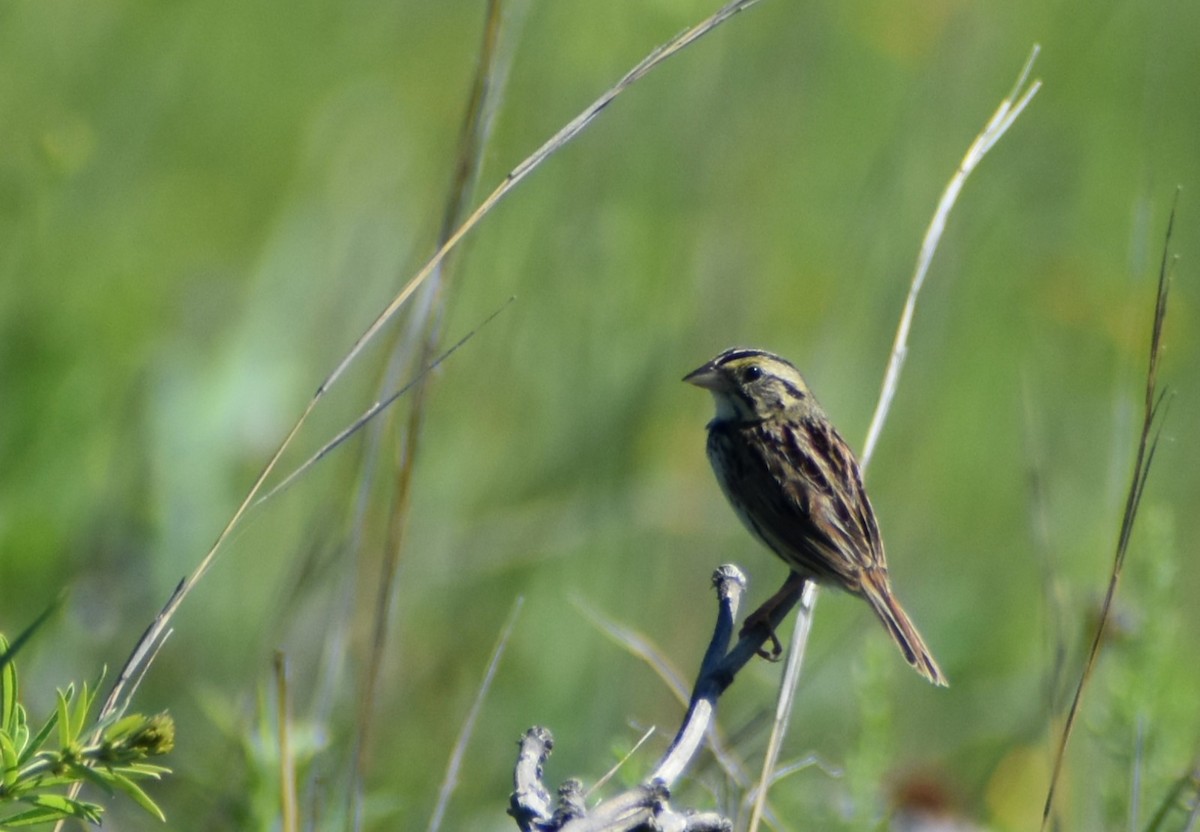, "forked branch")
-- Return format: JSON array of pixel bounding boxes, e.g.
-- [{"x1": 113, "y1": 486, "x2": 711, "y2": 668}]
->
[{"x1": 509, "y1": 566, "x2": 799, "y2": 832}]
